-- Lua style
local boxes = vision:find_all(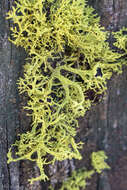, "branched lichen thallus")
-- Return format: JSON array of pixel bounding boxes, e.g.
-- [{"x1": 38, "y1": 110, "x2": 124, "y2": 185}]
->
[{"x1": 6, "y1": 0, "x2": 127, "y2": 183}]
